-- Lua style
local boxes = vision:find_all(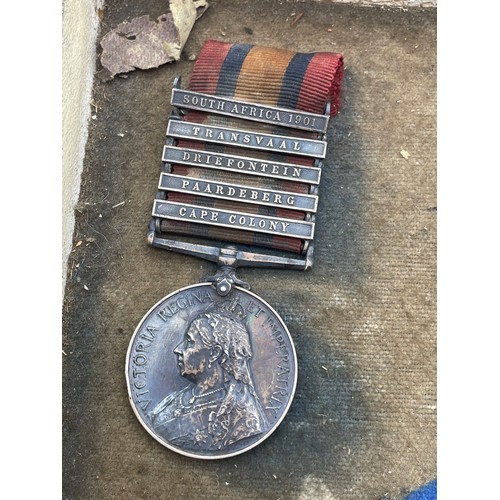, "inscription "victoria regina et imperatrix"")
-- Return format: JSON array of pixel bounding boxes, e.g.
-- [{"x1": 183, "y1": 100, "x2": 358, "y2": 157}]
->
[
  {"x1": 162, "y1": 146, "x2": 322, "y2": 184},
  {"x1": 166, "y1": 121, "x2": 327, "y2": 158},
  {"x1": 152, "y1": 200, "x2": 315, "y2": 239},
  {"x1": 158, "y1": 173, "x2": 318, "y2": 212},
  {"x1": 171, "y1": 89, "x2": 329, "y2": 133}
]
